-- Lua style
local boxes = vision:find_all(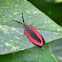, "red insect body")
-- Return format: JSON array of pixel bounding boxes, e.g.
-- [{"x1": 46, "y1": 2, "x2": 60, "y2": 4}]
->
[
  {"x1": 12, "y1": 13, "x2": 45, "y2": 48},
  {"x1": 25, "y1": 26, "x2": 44, "y2": 47}
]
